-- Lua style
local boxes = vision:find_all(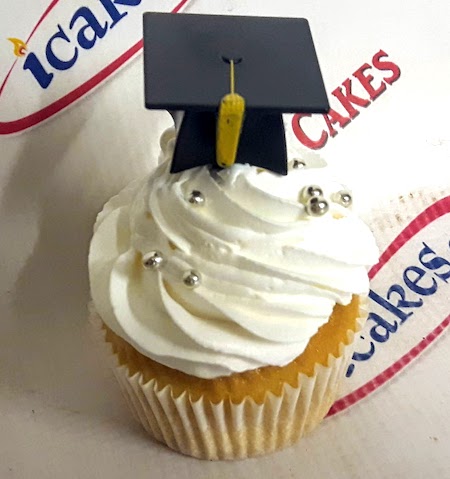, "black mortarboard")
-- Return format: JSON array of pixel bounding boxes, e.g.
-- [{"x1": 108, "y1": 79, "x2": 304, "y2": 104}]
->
[{"x1": 143, "y1": 13, "x2": 329, "y2": 175}]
